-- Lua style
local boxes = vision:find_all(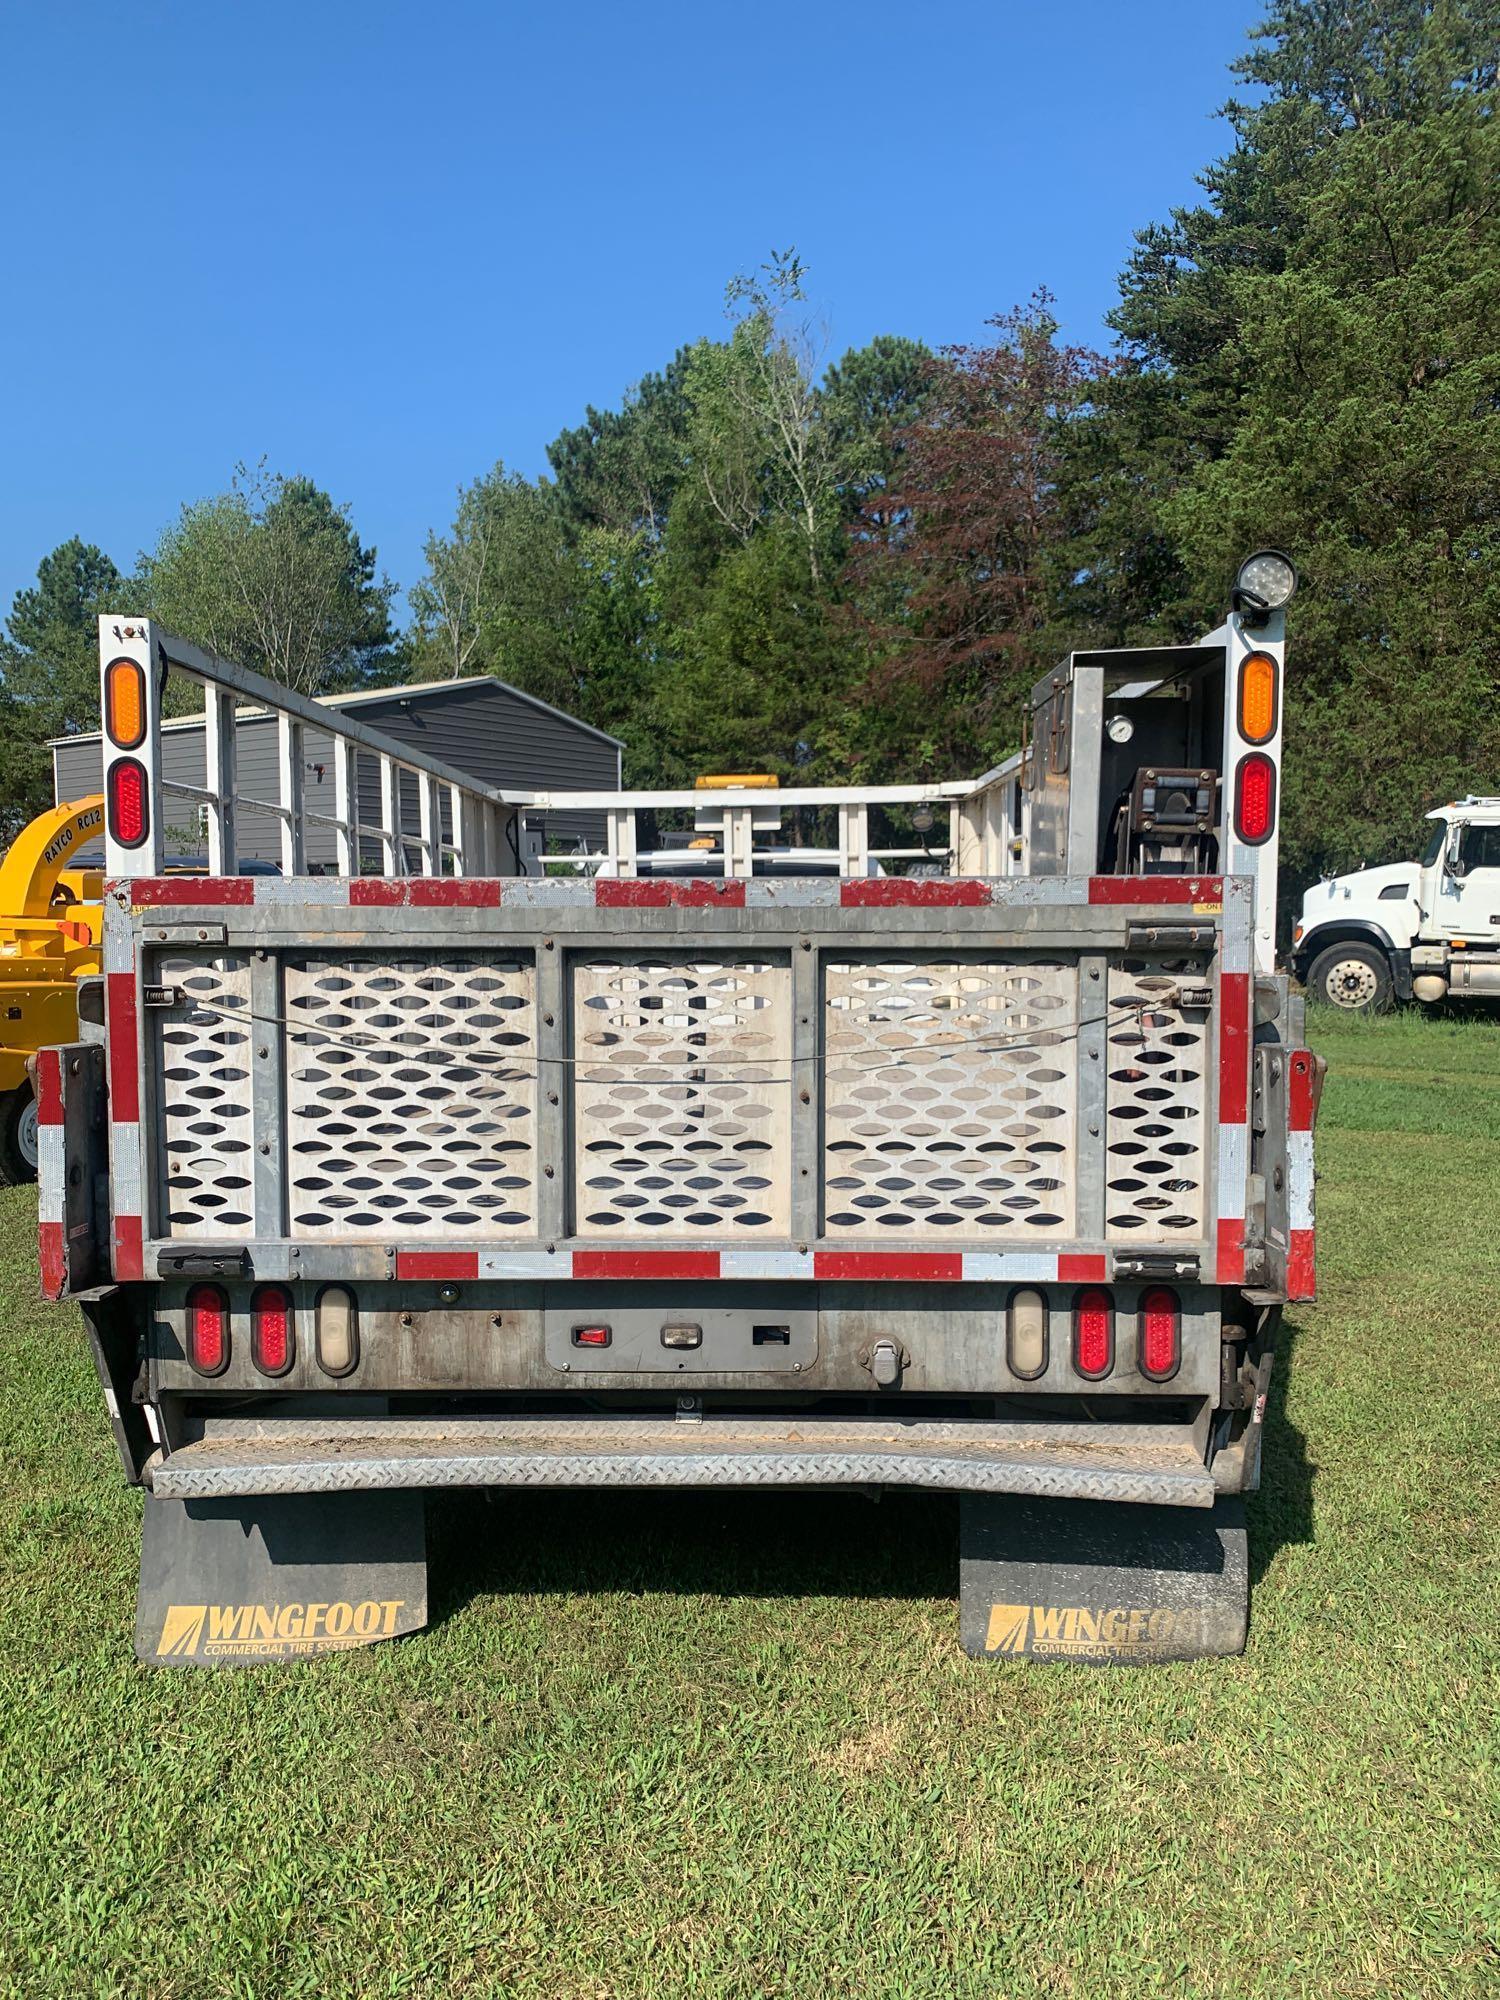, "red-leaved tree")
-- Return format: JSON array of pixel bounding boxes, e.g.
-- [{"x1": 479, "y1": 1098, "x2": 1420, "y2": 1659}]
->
[{"x1": 849, "y1": 294, "x2": 1104, "y2": 770}]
